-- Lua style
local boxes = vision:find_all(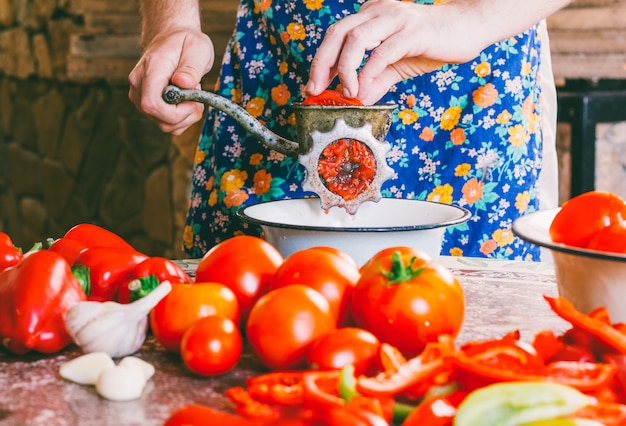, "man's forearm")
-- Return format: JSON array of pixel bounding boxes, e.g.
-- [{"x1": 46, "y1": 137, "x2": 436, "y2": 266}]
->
[
  {"x1": 469, "y1": 0, "x2": 572, "y2": 45},
  {"x1": 139, "y1": 0, "x2": 202, "y2": 46}
]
